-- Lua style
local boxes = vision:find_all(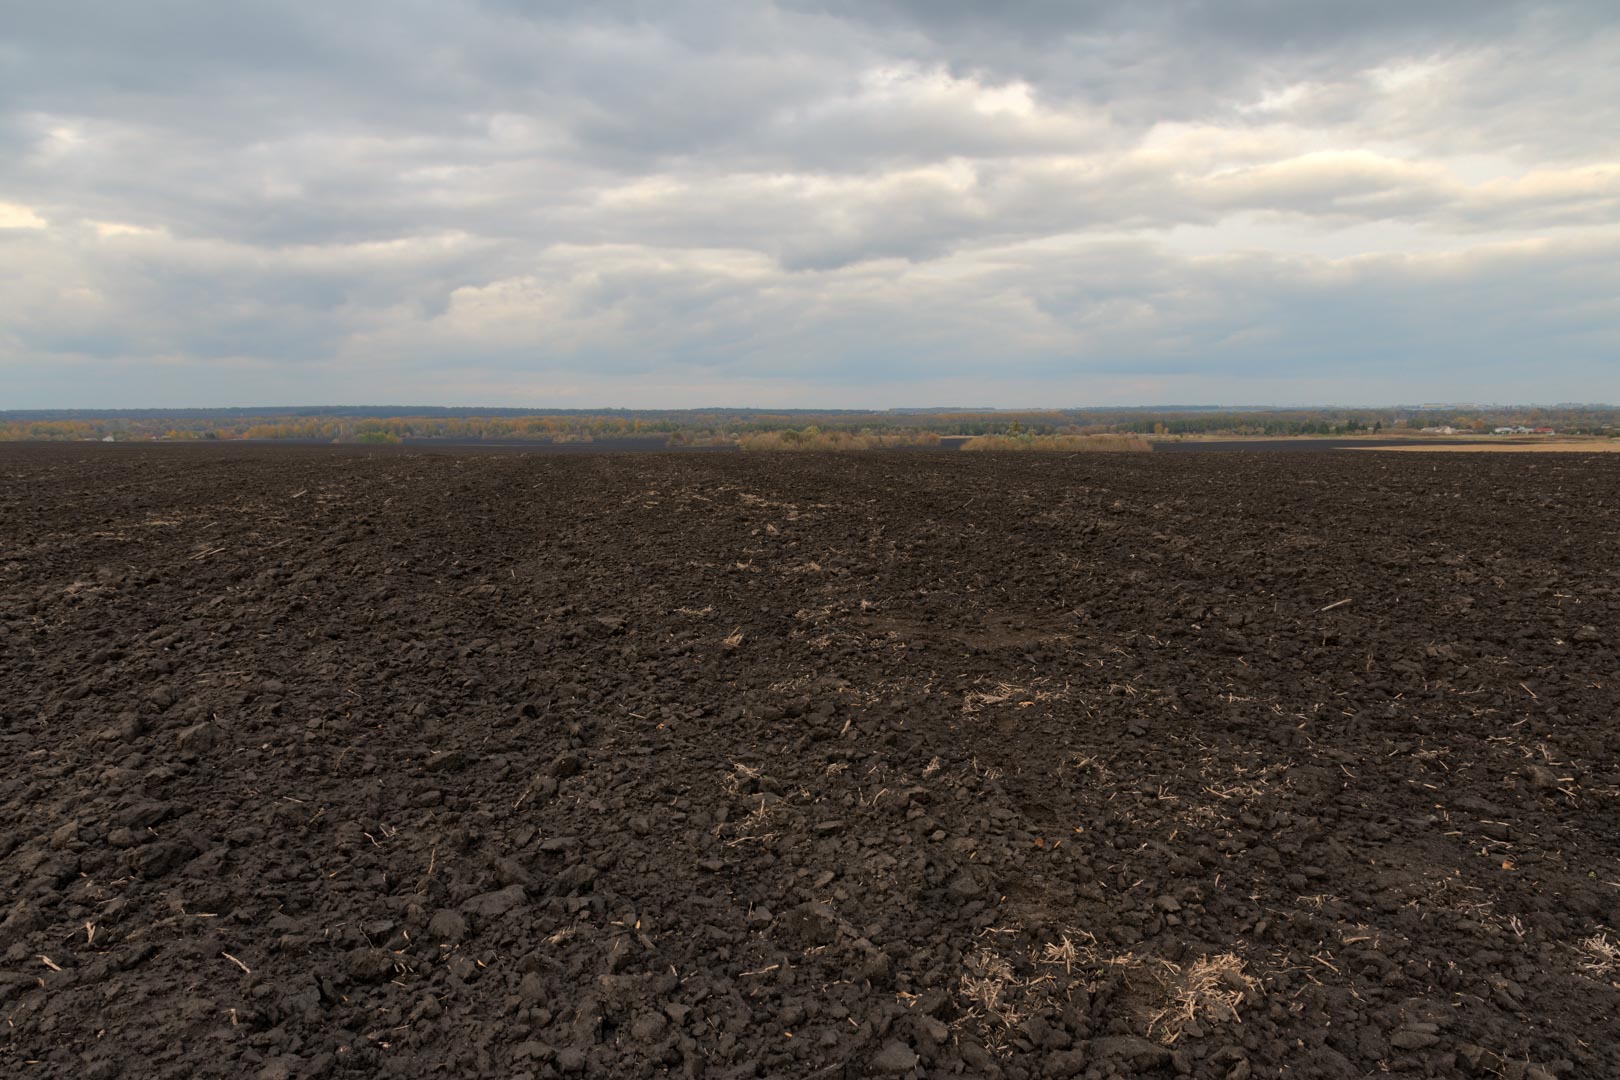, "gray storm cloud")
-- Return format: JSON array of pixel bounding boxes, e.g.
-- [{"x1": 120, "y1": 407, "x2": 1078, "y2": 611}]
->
[{"x1": 1, "y1": 1, "x2": 1617, "y2": 406}]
